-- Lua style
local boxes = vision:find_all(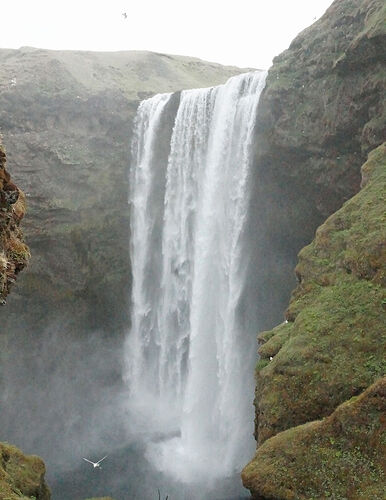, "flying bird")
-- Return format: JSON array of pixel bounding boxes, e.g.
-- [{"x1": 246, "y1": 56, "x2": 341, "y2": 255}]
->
[
  {"x1": 122, "y1": 12, "x2": 128, "y2": 19},
  {"x1": 82, "y1": 455, "x2": 108, "y2": 468}
]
